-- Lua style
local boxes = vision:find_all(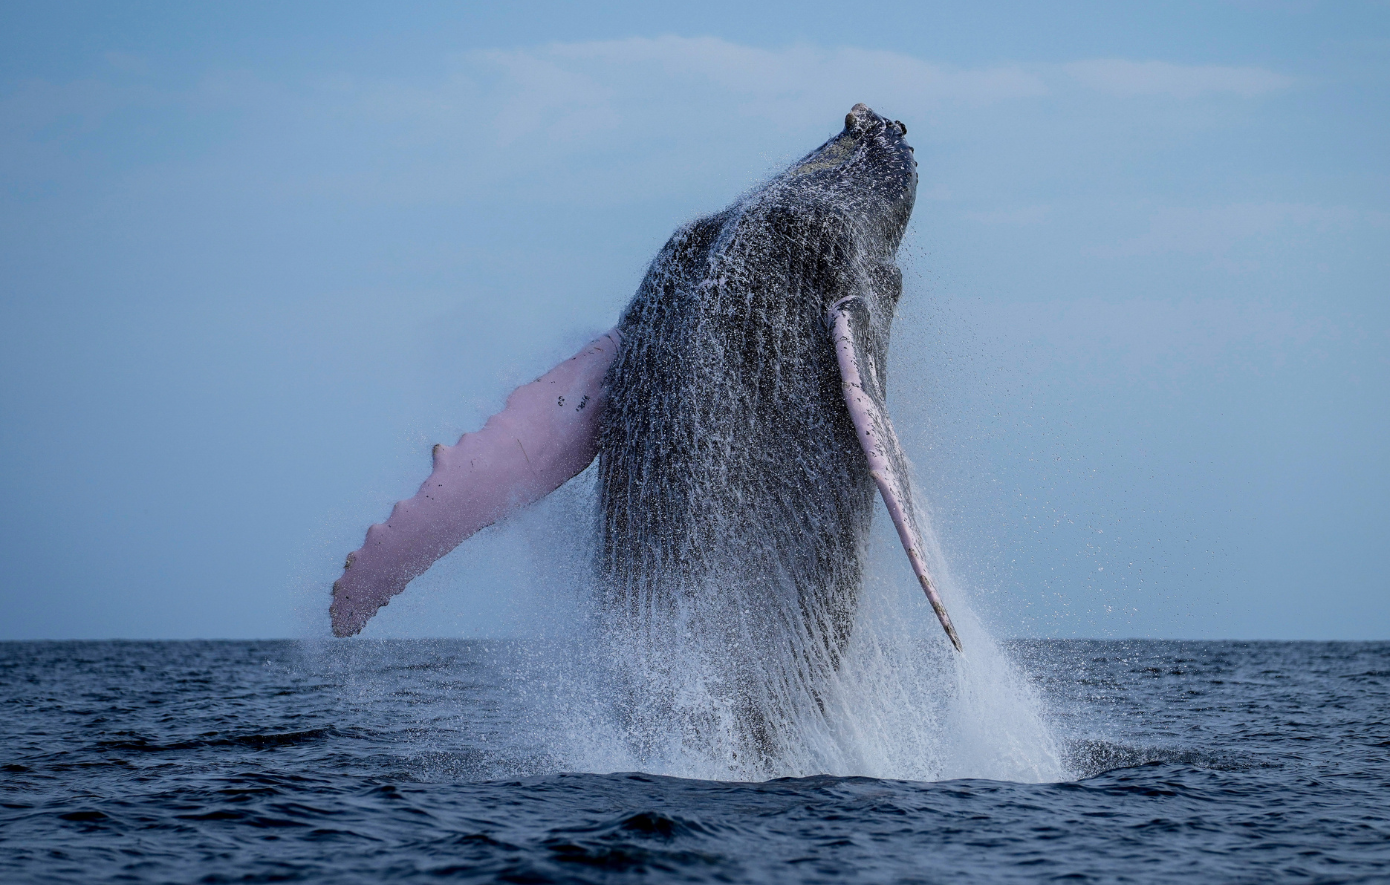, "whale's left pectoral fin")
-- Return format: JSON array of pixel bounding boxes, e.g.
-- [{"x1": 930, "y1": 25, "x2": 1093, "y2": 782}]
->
[
  {"x1": 827, "y1": 297, "x2": 962, "y2": 652},
  {"x1": 330, "y1": 330, "x2": 621, "y2": 637}
]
